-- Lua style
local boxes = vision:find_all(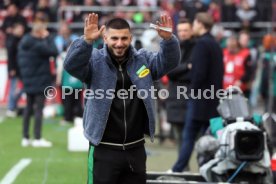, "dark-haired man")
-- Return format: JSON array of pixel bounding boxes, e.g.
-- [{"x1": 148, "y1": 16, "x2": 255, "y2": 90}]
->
[
  {"x1": 170, "y1": 12, "x2": 223, "y2": 172},
  {"x1": 64, "y1": 13, "x2": 180, "y2": 184},
  {"x1": 166, "y1": 19, "x2": 195, "y2": 151}
]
